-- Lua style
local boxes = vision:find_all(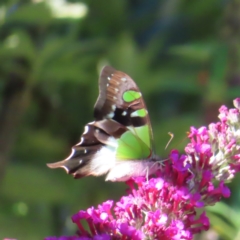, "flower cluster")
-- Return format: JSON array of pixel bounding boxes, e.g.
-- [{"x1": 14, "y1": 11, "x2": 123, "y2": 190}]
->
[{"x1": 45, "y1": 98, "x2": 240, "y2": 240}]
